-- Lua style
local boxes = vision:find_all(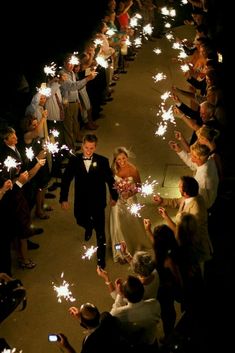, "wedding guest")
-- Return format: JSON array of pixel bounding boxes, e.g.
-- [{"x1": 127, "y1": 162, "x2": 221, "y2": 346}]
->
[
  {"x1": 110, "y1": 146, "x2": 152, "y2": 263},
  {"x1": 60, "y1": 134, "x2": 118, "y2": 269}
]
